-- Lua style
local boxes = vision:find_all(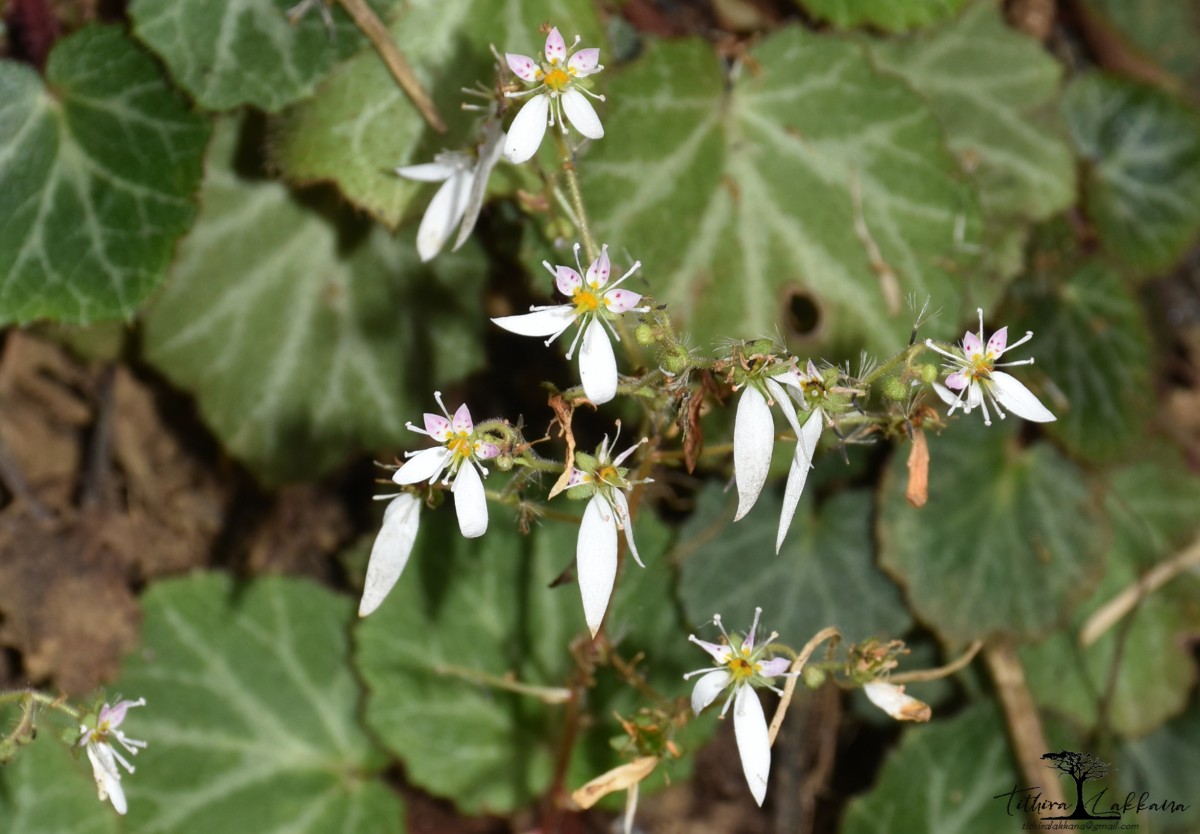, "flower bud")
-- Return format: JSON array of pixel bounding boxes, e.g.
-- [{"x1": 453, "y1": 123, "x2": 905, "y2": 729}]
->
[
  {"x1": 882, "y1": 376, "x2": 907, "y2": 401},
  {"x1": 495, "y1": 454, "x2": 514, "y2": 471},
  {"x1": 661, "y1": 349, "x2": 689, "y2": 375},
  {"x1": 916, "y1": 363, "x2": 939, "y2": 385},
  {"x1": 635, "y1": 324, "x2": 656, "y2": 346},
  {"x1": 802, "y1": 665, "x2": 826, "y2": 688}
]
